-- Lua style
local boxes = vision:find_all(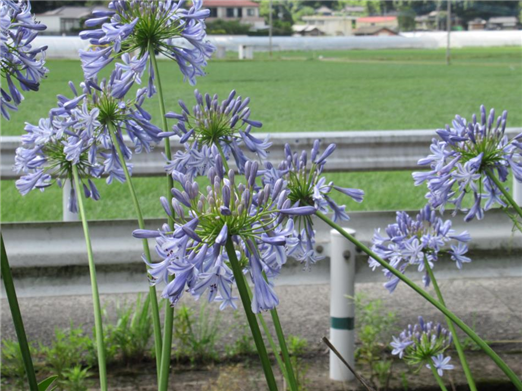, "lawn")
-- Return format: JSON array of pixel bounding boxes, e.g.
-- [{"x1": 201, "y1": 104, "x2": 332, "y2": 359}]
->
[{"x1": 2, "y1": 47, "x2": 521, "y2": 222}]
